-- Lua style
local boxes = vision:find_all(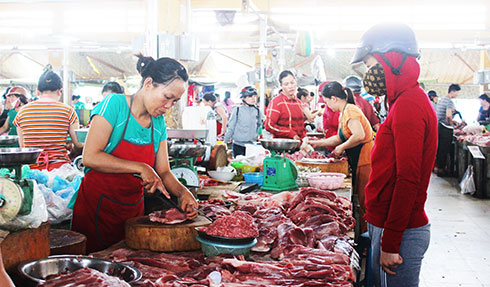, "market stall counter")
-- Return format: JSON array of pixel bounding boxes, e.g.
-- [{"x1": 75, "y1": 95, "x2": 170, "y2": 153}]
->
[
  {"x1": 455, "y1": 129, "x2": 490, "y2": 198},
  {"x1": 80, "y1": 185, "x2": 358, "y2": 286}
]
